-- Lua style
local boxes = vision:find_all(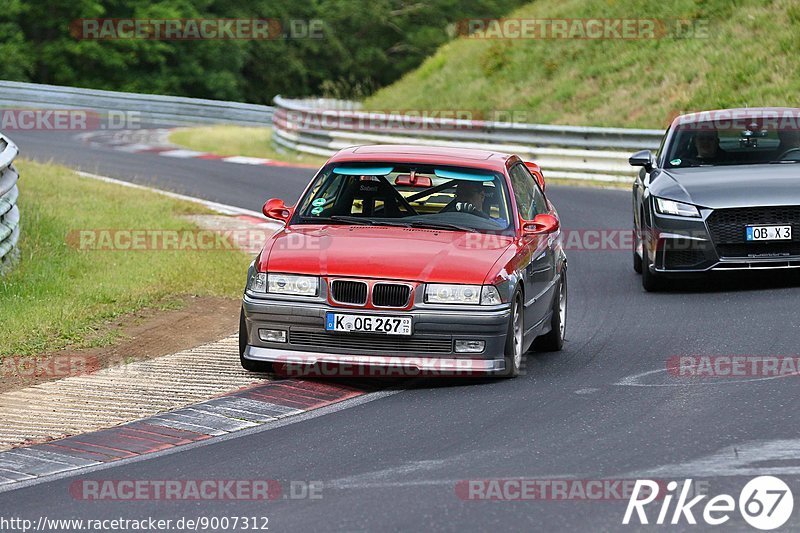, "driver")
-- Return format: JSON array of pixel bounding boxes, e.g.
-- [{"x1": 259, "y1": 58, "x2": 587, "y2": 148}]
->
[
  {"x1": 453, "y1": 181, "x2": 486, "y2": 214},
  {"x1": 692, "y1": 130, "x2": 728, "y2": 163}
]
